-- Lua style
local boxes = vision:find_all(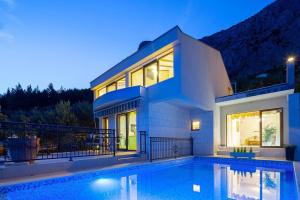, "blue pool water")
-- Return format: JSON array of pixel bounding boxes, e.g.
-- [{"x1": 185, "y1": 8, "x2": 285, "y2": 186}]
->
[{"x1": 0, "y1": 157, "x2": 298, "y2": 200}]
